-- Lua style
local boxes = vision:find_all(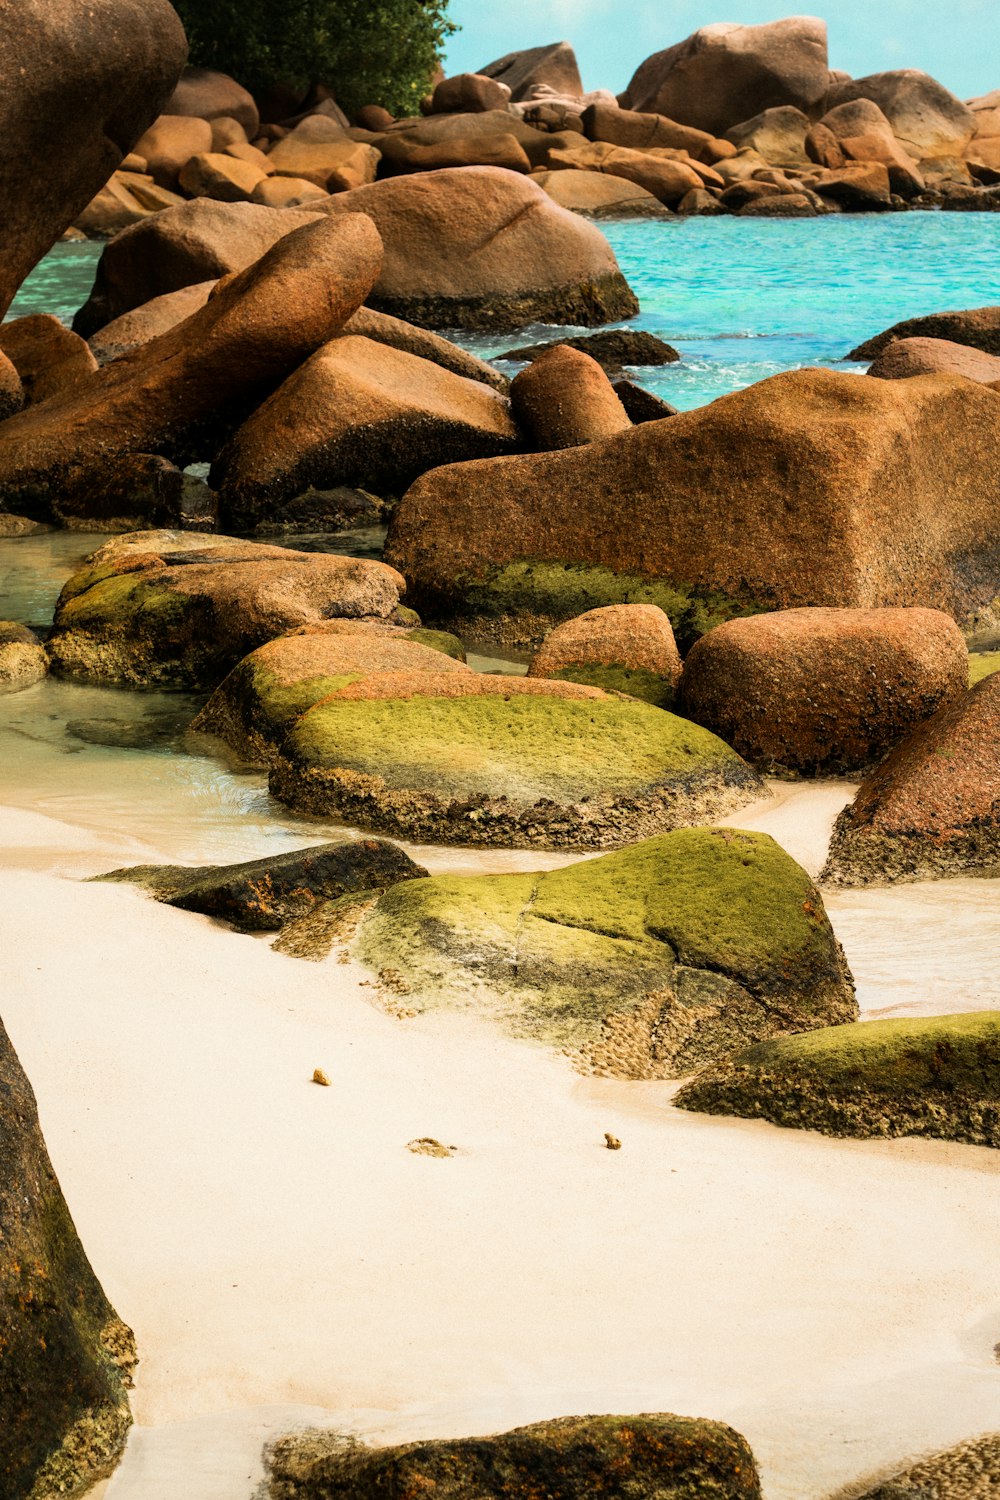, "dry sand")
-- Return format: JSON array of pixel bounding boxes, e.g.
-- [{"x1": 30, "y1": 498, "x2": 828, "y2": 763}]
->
[{"x1": 1, "y1": 799, "x2": 998, "y2": 1500}]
